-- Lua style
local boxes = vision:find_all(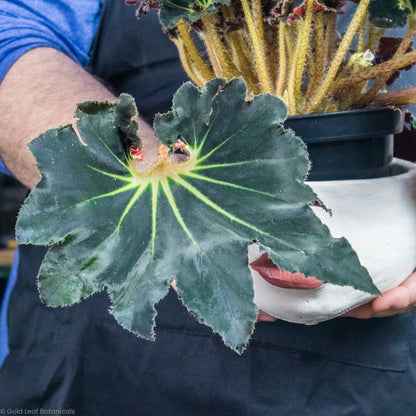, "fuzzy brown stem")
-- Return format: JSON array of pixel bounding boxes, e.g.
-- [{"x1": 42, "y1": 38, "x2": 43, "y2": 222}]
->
[
  {"x1": 325, "y1": 12, "x2": 337, "y2": 63},
  {"x1": 285, "y1": 24, "x2": 296, "y2": 64},
  {"x1": 236, "y1": 29, "x2": 262, "y2": 93},
  {"x1": 201, "y1": 14, "x2": 235, "y2": 79},
  {"x1": 358, "y1": 19, "x2": 416, "y2": 105},
  {"x1": 265, "y1": 25, "x2": 279, "y2": 93},
  {"x1": 372, "y1": 87, "x2": 416, "y2": 105},
  {"x1": 336, "y1": 49, "x2": 416, "y2": 91},
  {"x1": 177, "y1": 19, "x2": 215, "y2": 82},
  {"x1": 289, "y1": 0, "x2": 314, "y2": 114},
  {"x1": 306, "y1": 11, "x2": 325, "y2": 101},
  {"x1": 367, "y1": 23, "x2": 376, "y2": 51},
  {"x1": 201, "y1": 33, "x2": 222, "y2": 76},
  {"x1": 306, "y1": 0, "x2": 371, "y2": 113},
  {"x1": 287, "y1": 21, "x2": 302, "y2": 114},
  {"x1": 276, "y1": 22, "x2": 287, "y2": 96},
  {"x1": 240, "y1": 0, "x2": 271, "y2": 92},
  {"x1": 357, "y1": 11, "x2": 367, "y2": 53},
  {"x1": 226, "y1": 31, "x2": 261, "y2": 94},
  {"x1": 221, "y1": 5, "x2": 260, "y2": 94},
  {"x1": 171, "y1": 37, "x2": 205, "y2": 87},
  {"x1": 366, "y1": 24, "x2": 386, "y2": 51}
]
